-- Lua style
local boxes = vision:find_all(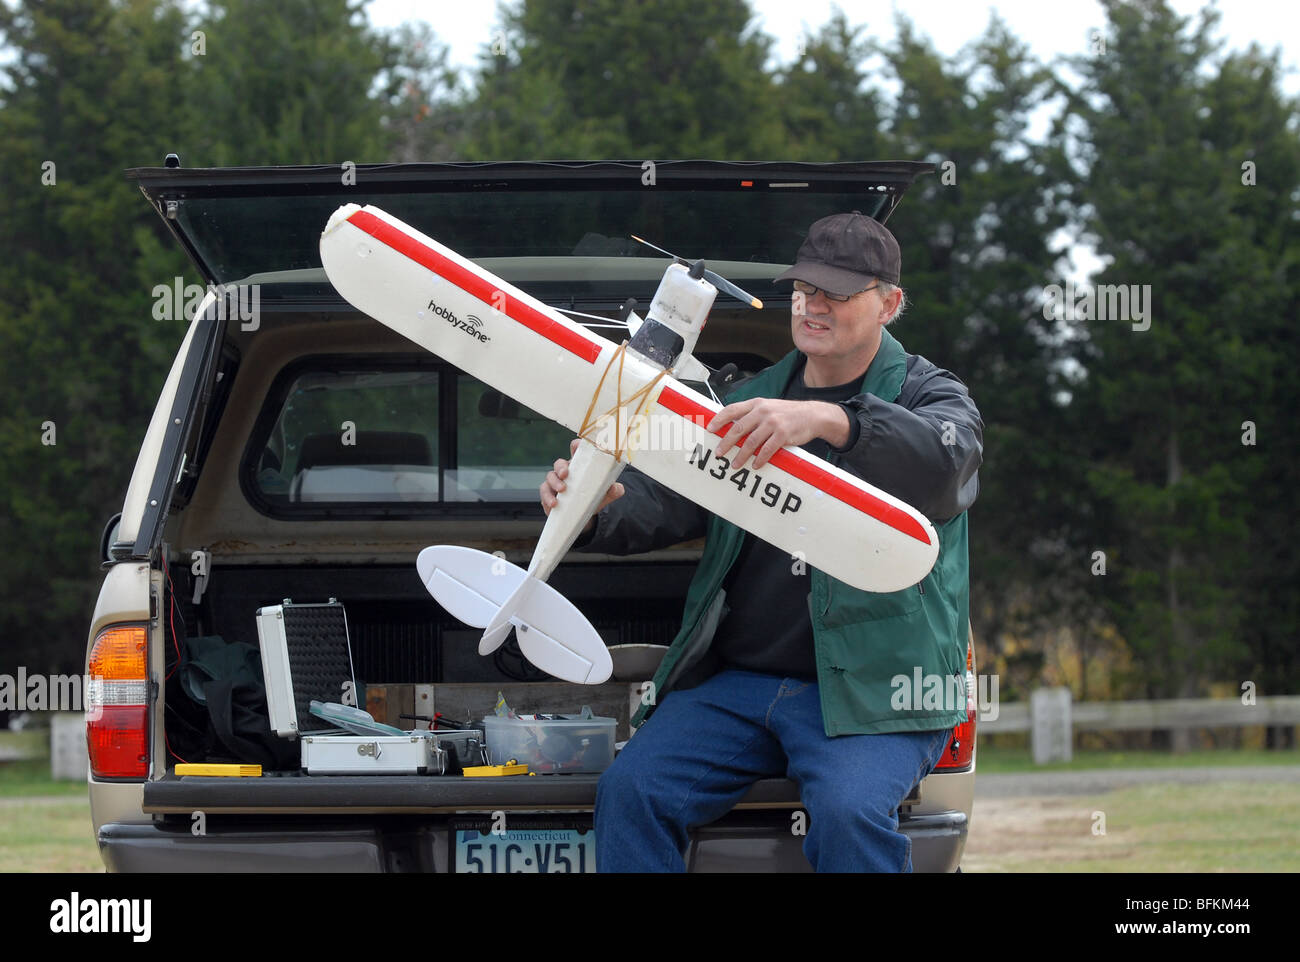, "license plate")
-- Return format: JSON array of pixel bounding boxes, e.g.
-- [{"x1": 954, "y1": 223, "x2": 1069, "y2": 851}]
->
[{"x1": 454, "y1": 827, "x2": 596, "y2": 873}]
